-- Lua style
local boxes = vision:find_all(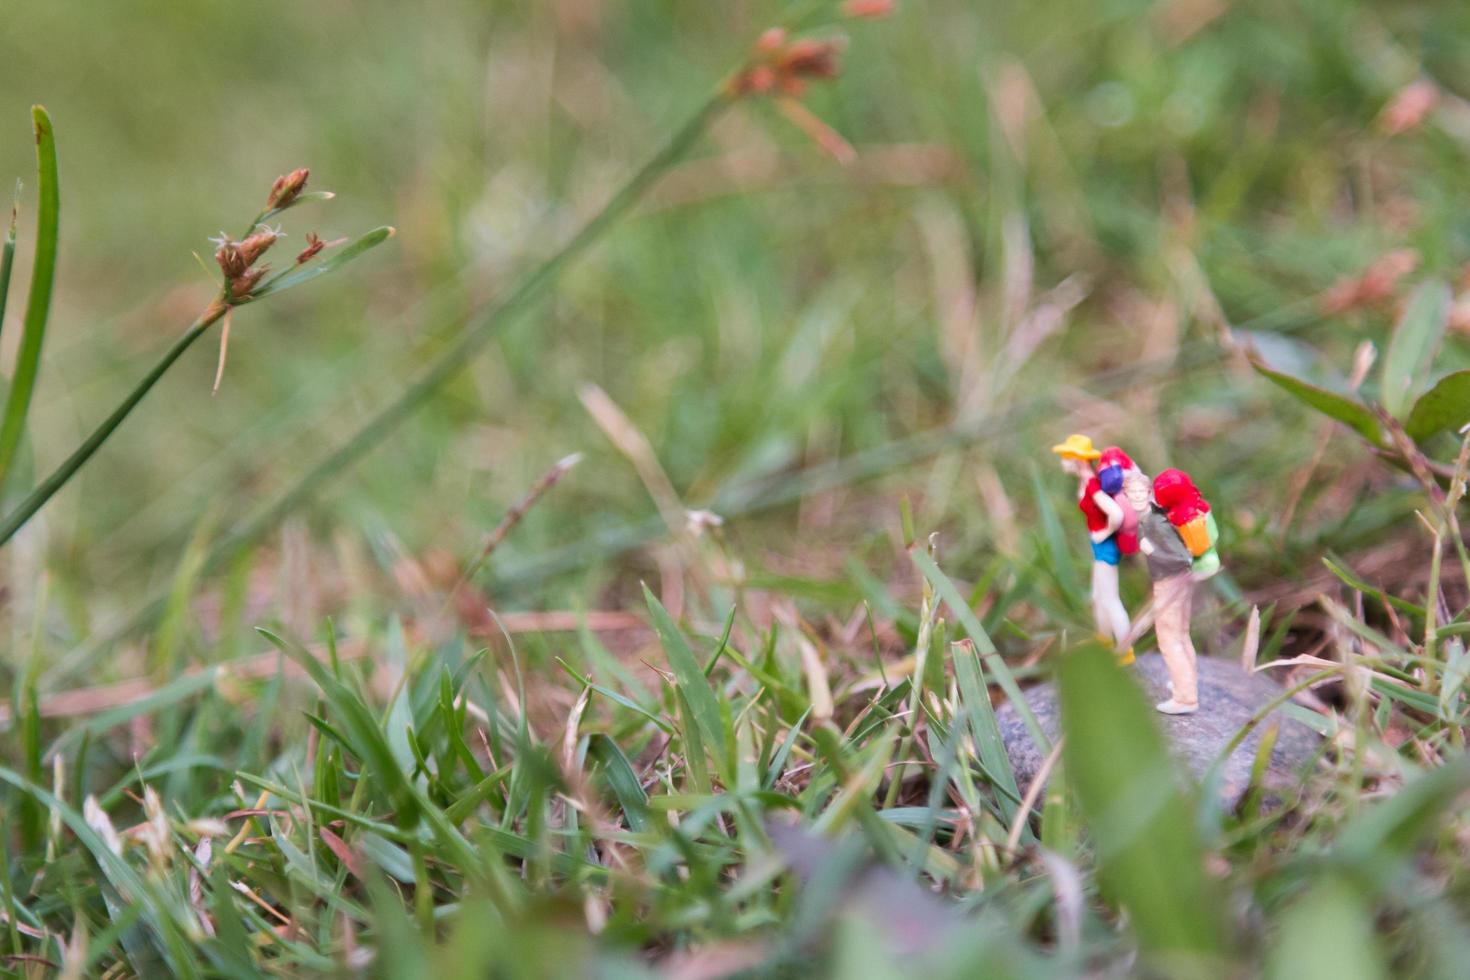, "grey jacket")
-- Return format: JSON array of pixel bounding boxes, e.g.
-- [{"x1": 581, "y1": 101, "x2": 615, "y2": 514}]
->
[{"x1": 1139, "y1": 506, "x2": 1193, "y2": 580}]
